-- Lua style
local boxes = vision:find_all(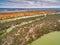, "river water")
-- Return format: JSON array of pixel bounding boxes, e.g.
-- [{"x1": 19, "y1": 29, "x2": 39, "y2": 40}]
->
[{"x1": 29, "y1": 31, "x2": 60, "y2": 45}]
